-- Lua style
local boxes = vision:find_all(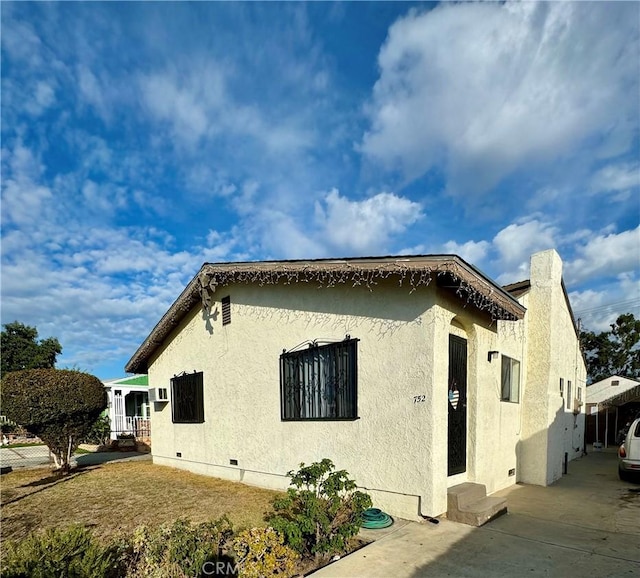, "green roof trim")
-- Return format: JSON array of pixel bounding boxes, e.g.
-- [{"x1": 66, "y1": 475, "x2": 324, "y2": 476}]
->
[{"x1": 108, "y1": 375, "x2": 148, "y2": 387}]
